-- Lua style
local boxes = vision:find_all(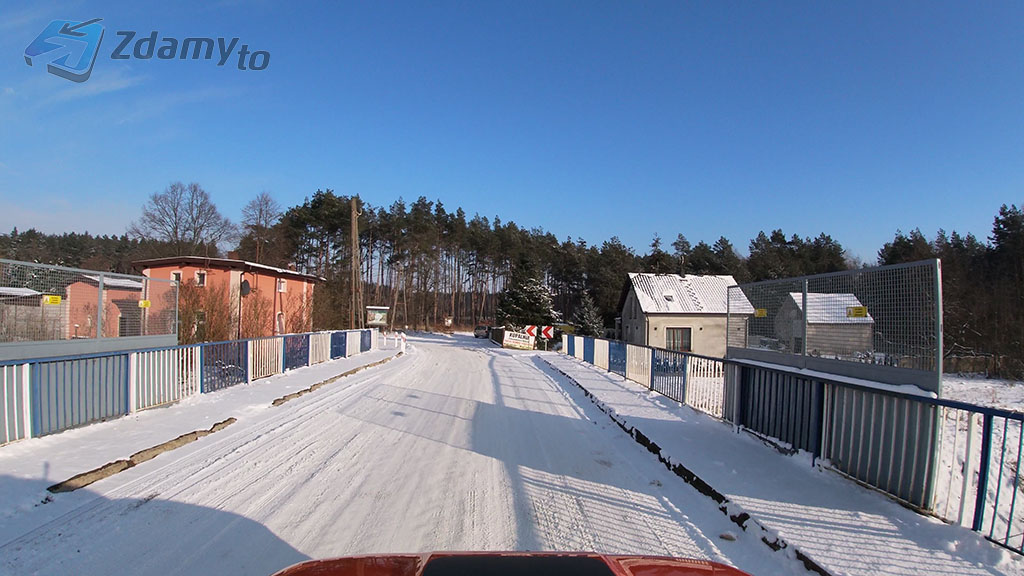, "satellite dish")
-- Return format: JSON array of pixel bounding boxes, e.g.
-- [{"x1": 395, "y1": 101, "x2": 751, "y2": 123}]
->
[{"x1": 240, "y1": 279, "x2": 251, "y2": 296}]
